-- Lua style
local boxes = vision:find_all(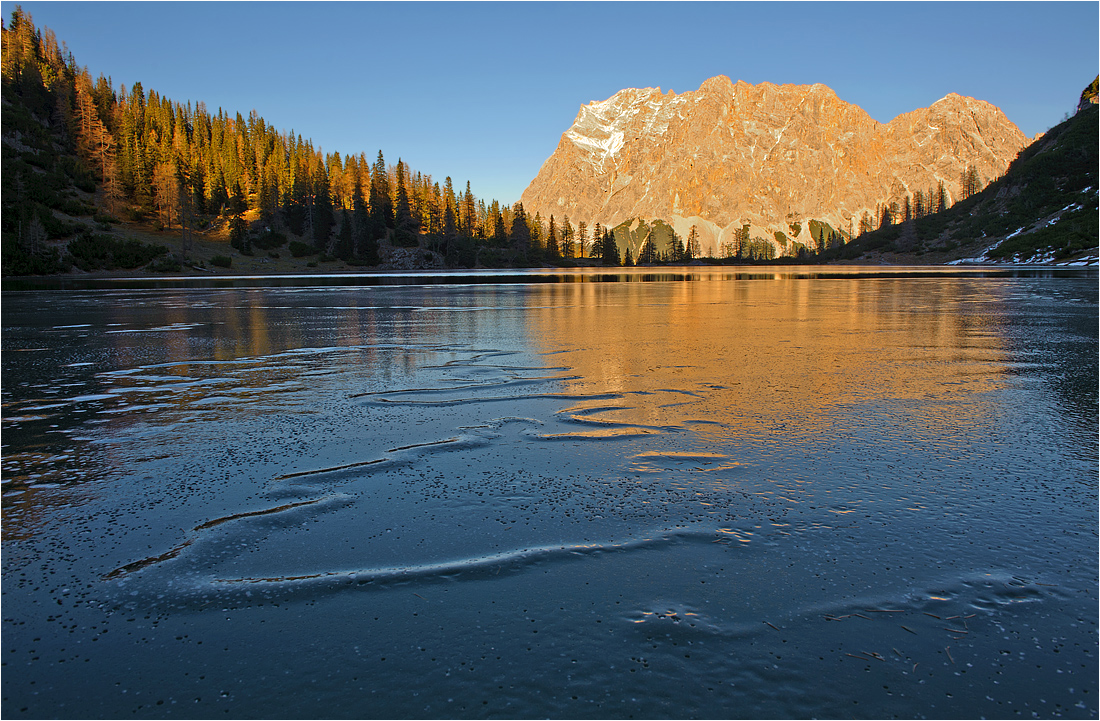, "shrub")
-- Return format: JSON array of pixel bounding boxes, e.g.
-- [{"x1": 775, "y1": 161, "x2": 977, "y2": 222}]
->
[
  {"x1": 288, "y1": 240, "x2": 316, "y2": 257},
  {"x1": 146, "y1": 256, "x2": 182, "y2": 273},
  {"x1": 393, "y1": 229, "x2": 419, "y2": 247},
  {"x1": 210, "y1": 255, "x2": 232, "y2": 268},
  {"x1": 0, "y1": 234, "x2": 68, "y2": 275},
  {"x1": 58, "y1": 197, "x2": 93, "y2": 216},
  {"x1": 253, "y1": 230, "x2": 288, "y2": 250},
  {"x1": 67, "y1": 233, "x2": 168, "y2": 271}
]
